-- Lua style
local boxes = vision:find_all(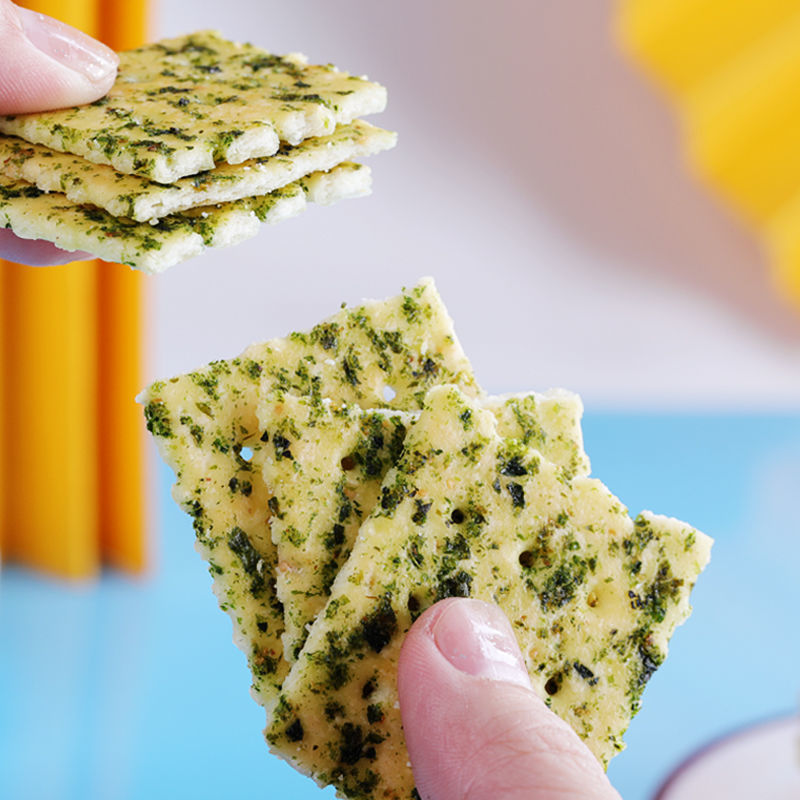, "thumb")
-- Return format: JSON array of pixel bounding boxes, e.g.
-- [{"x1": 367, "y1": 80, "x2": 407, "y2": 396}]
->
[
  {"x1": 0, "y1": 0, "x2": 117, "y2": 114},
  {"x1": 398, "y1": 599, "x2": 621, "y2": 800}
]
